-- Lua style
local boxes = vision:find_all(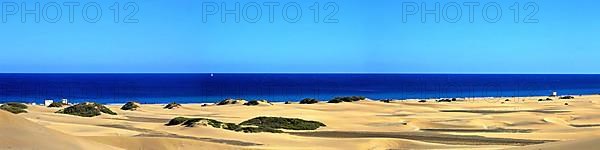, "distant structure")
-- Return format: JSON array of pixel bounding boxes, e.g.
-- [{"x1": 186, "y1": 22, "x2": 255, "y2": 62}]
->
[
  {"x1": 61, "y1": 98, "x2": 68, "y2": 104},
  {"x1": 550, "y1": 91, "x2": 558, "y2": 97},
  {"x1": 44, "y1": 99, "x2": 54, "y2": 106}
]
